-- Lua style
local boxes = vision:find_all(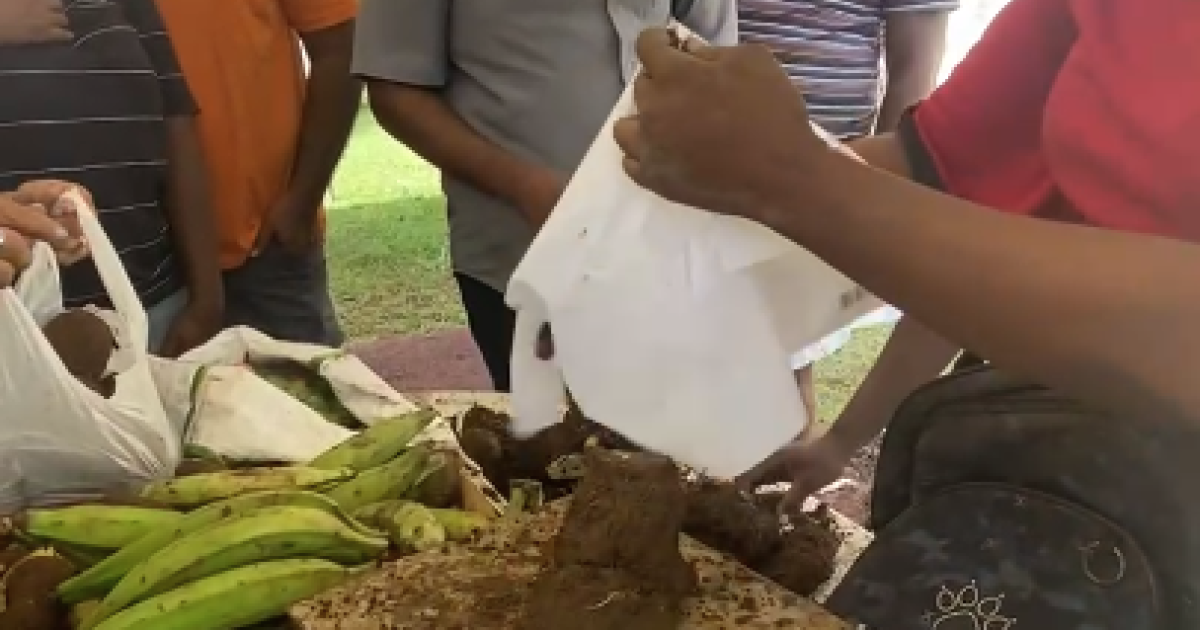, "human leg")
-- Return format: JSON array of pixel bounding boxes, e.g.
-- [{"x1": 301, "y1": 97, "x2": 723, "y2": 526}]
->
[{"x1": 454, "y1": 272, "x2": 517, "y2": 392}]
